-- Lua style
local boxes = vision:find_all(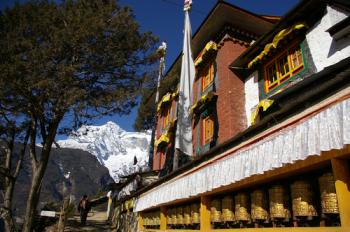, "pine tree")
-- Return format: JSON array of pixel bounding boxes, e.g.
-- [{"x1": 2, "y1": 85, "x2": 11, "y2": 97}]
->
[{"x1": 0, "y1": 0, "x2": 158, "y2": 231}]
